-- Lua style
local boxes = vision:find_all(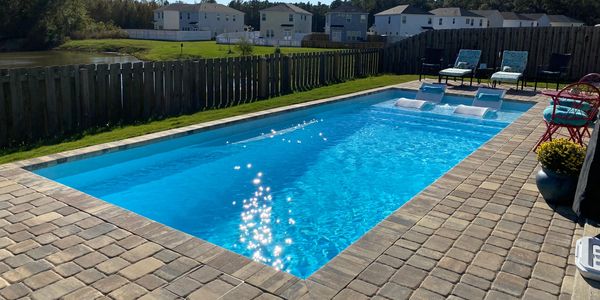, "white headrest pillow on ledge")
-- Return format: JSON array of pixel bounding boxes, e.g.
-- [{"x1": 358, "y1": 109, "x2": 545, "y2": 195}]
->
[
  {"x1": 394, "y1": 98, "x2": 434, "y2": 110},
  {"x1": 454, "y1": 104, "x2": 497, "y2": 119}
]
